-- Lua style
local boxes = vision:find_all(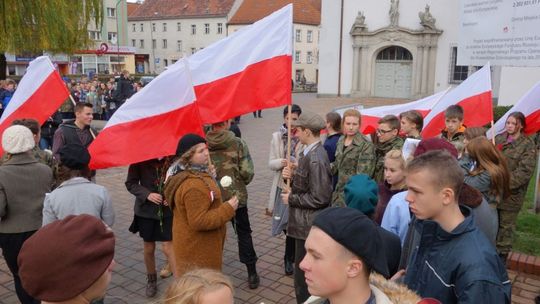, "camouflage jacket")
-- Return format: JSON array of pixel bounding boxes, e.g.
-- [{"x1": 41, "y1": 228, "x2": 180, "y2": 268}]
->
[
  {"x1": 439, "y1": 126, "x2": 466, "y2": 144},
  {"x1": 373, "y1": 136, "x2": 404, "y2": 183},
  {"x1": 1, "y1": 146, "x2": 55, "y2": 169},
  {"x1": 495, "y1": 132, "x2": 537, "y2": 210},
  {"x1": 207, "y1": 130, "x2": 254, "y2": 207},
  {"x1": 331, "y1": 133, "x2": 375, "y2": 207}
]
